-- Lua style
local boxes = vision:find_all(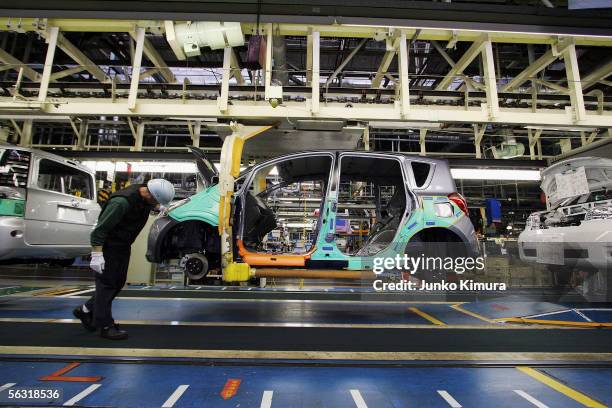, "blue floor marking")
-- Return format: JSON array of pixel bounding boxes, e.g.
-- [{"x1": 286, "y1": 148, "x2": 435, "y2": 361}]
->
[
  {"x1": 0, "y1": 361, "x2": 604, "y2": 407},
  {"x1": 580, "y1": 309, "x2": 612, "y2": 323}
]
